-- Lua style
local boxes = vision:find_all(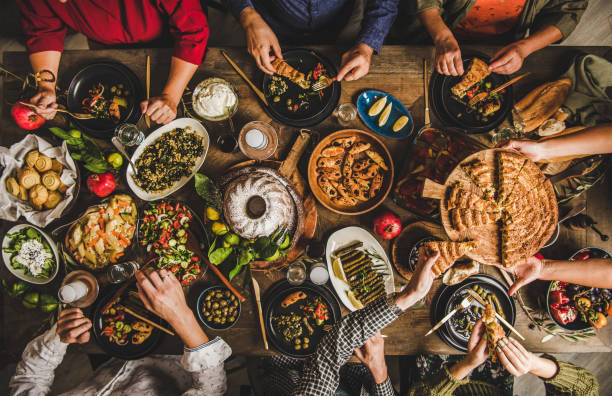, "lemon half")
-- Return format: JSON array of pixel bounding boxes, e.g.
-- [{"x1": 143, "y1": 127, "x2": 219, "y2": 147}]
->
[
  {"x1": 368, "y1": 96, "x2": 387, "y2": 117},
  {"x1": 393, "y1": 115, "x2": 409, "y2": 132},
  {"x1": 378, "y1": 103, "x2": 393, "y2": 127},
  {"x1": 347, "y1": 291, "x2": 364, "y2": 309}
]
